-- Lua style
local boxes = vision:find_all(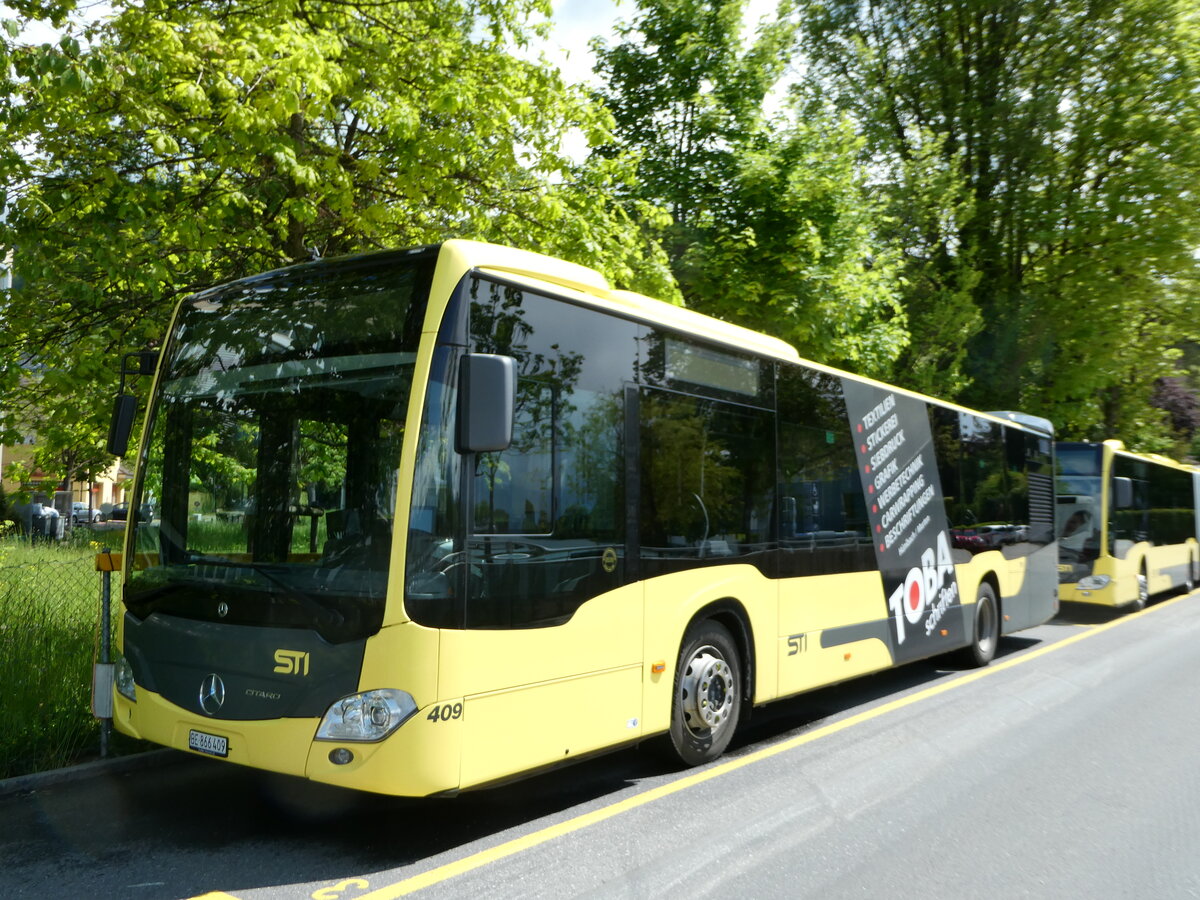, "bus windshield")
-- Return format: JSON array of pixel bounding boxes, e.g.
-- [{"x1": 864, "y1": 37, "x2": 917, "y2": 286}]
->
[
  {"x1": 124, "y1": 250, "x2": 436, "y2": 643},
  {"x1": 1055, "y1": 443, "x2": 1102, "y2": 573}
]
